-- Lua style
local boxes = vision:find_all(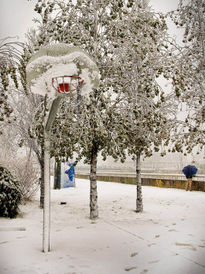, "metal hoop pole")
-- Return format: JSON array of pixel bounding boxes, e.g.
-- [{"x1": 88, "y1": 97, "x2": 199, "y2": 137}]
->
[
  {"x1": 43, "y1": 97, "x2": 62, "y2": 253},
  {"x1": 43, "y1": 130, "x2": 51, "y2": 252}
]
